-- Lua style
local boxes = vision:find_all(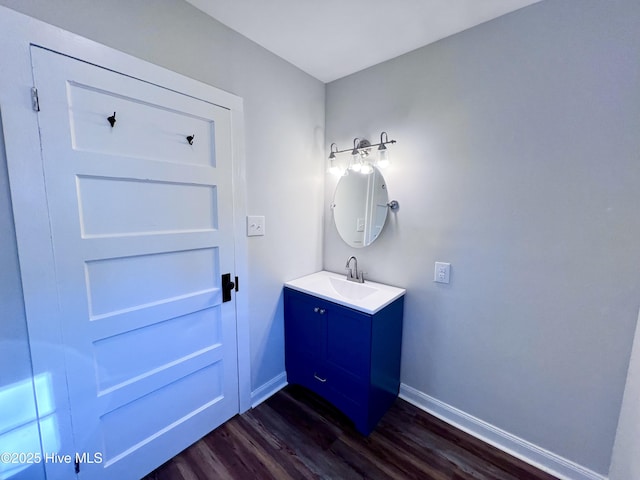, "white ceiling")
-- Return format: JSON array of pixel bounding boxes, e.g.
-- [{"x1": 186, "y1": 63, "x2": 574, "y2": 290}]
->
[{"x1": 185, "y1": 0, "x2": 542, "y2": 83}]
